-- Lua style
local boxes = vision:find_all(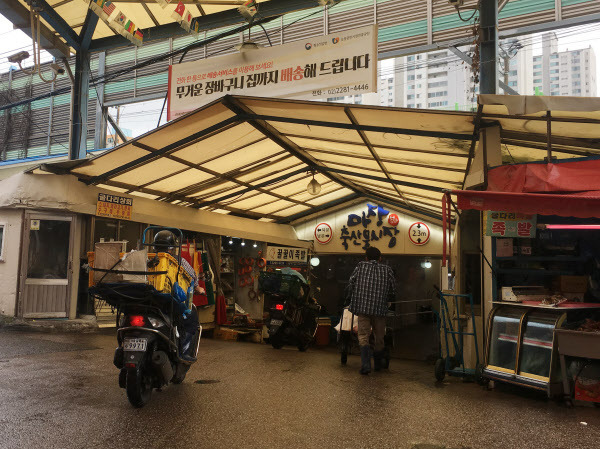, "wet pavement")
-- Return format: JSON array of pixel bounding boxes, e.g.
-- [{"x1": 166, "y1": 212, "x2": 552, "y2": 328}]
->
[{"x1": 0, "y1": 329, "x2": 599, "y2": 449}]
